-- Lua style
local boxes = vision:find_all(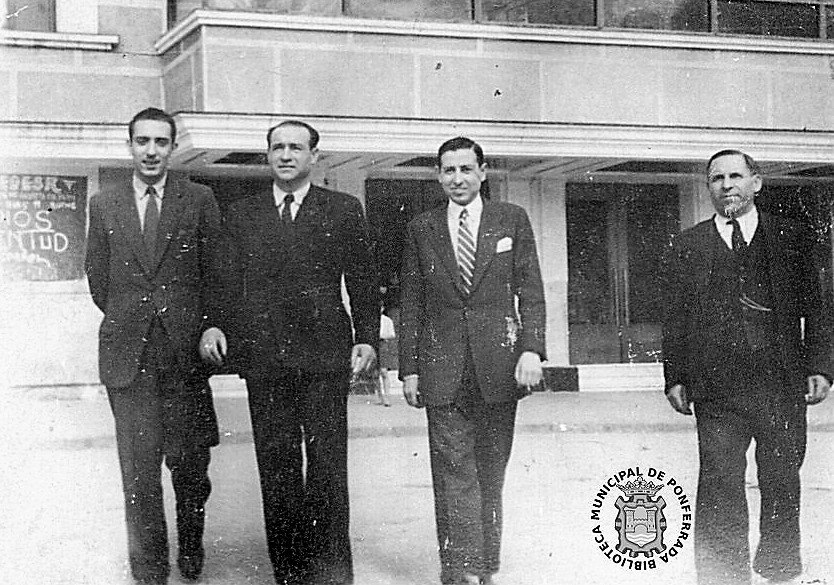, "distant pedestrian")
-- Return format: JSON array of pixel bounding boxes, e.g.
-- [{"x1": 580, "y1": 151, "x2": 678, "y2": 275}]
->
[
  {"x1": 662, "y1": 149, "x2": 833, "y2": 585},
  {"x1": 376, "y1": 304, "x2": 398, "y2": 407},
  {"x1": 85, "y1": 107, "x2": 220, "y2": 585}
]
